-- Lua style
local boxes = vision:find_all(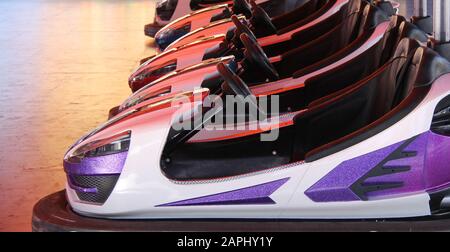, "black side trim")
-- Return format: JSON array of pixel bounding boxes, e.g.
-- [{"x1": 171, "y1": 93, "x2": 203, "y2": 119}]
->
[
  {"x1": 429, "y1": 187, "x2": 450, "y2": 215},
  {"x1": 431, "y1": 94, "x2": 450, "y2": 136},
  {"x1": 350, "y1": 136, "x2": 418, "y2": 200},
  {"x1": 435, "y1": 94, "x2": 450, "y2": 112}
]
